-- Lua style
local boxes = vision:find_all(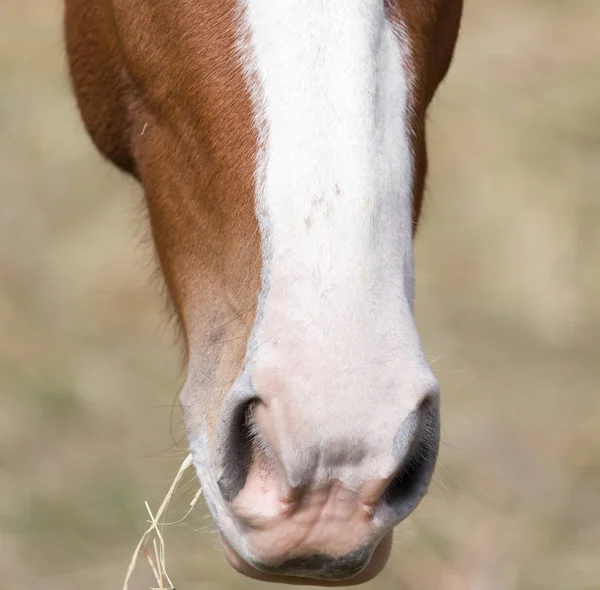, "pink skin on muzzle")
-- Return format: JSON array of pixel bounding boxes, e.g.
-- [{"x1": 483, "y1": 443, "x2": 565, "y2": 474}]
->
[{"x1": 221, "y1": 532, "x2": 393, "y2": 586}]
